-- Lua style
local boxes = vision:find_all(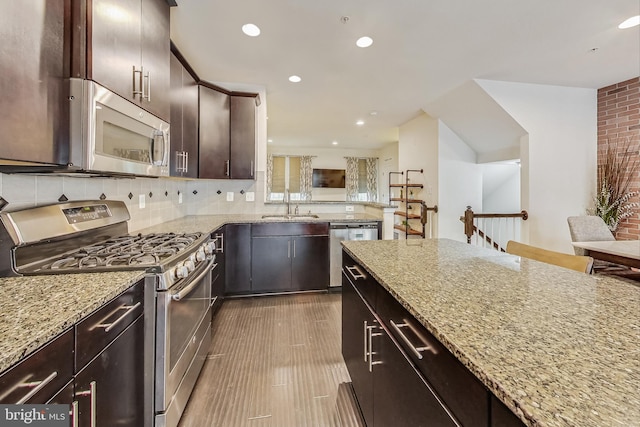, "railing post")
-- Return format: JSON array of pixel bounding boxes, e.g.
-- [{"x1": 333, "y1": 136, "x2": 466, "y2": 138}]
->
[{"x1": 464, "y1": 206, "x2": 474, "y2": 244}]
